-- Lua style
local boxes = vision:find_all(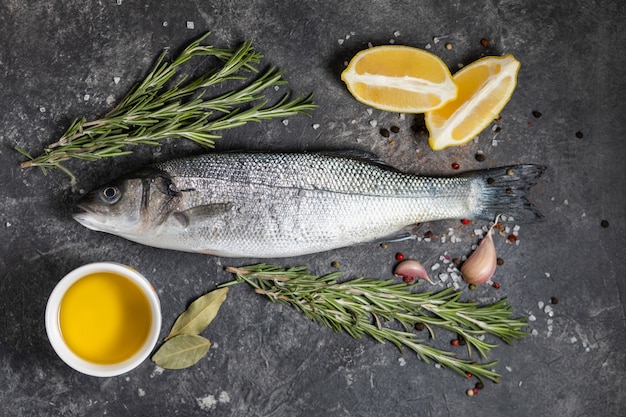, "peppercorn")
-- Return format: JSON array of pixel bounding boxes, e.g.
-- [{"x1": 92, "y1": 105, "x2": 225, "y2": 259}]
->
[
  {"x1": 331, "y1": 261, "x2": 340, "y2": 268},
  {"x1": 461, "y1": 218, "x2": 470, "y2": 225},
  {"x1": 466, "y1": 372, "x2": 473, "y2": 378},
  {"x1": 480, "y1": 38, "x2": 490, "y2": 47},
  {"x1": 452, "y1": 162, "x2": 460, "y2": 170},
  {"x1": 601, "y1": 220, "x2": 609, "y2": 228},
  {"x1": 445, "y1": 43, "x2": 452, "y2": 50},
  {"x1": 507, "y1": 234, "x2": 517, "y2": 243},
  {"x1": 505, "y1": 187, "x2": 513, "y2": 194},
  {"x1": 458, "y1": 336, "x2": 466, "y2": 346},
  {"x1": 475, "y1": 381, "x2": 484, "y2": 390},
  {"x1": 493, "y1": 125, "x2": 502, "y2": 133},
  {"x1": 492, "y1": 282, "x2": 501, "y2": 289},
  {"x1": 487, "y1": 177, "x2": 495, "y2": 184},
  {"x1": 390, "y1": 125, "x2": 400, "y2": 133},
  {"x1": 403, "y1": 276, "x2": 414, "y2": 284},
  {"x1": 532, "y1": 110, "x2": 542, "y2": 118},
  {"x1": 379, "y1": 128, "x2": 390, "y2": 138},
  {"x1": 380, "y1": 242, "x2": 389, "y2": 249},
  {"x1": 395, "y1": 252, "x2": 405, "y2": 261},
  {"x1": 496, "y1": 258, "x2": 504, "y2": 265},
  {"x1": 415, "y1": 322, "x2": 425, "y2": 331},
  {"x1": 424, "y1": 231, "x2": 433, "y2": 239},
  {"x1": 466, "y1": 389, "x2": 475, "y2": 397},
  {"x1": 475, "y1": 153, "x2": 486, "y2": 162},
  {"x1": 550, "y1": 296, "x2": 559, "y2": 305},
  {"x1": 575, "y1": 131, "x2": 584, "y2": 138},
  {"x1": 468, "y1": 284, "x2": 477, "y2": 291},
  {"x1": 452, "y1": 258, "x2": 461, "y2": 266},
  {"x1": 451, "y1": 339, "x2": 460, "y2": 346},
  {"x1": 473, "y1": 388, "x2": 479, "y2": 395}
]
